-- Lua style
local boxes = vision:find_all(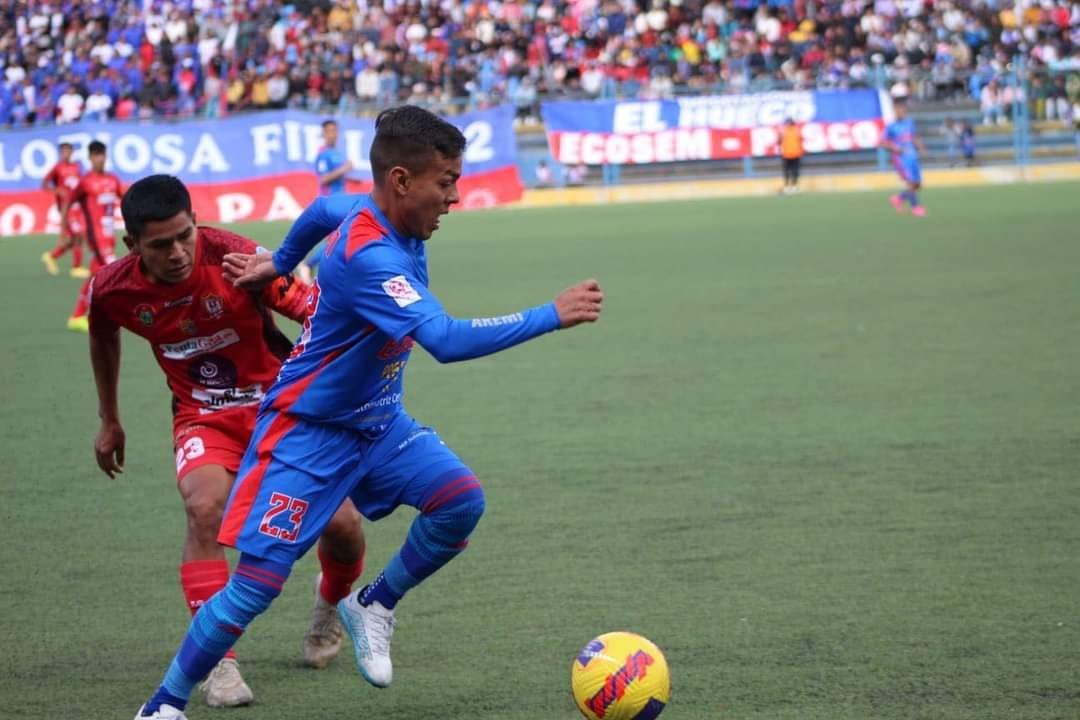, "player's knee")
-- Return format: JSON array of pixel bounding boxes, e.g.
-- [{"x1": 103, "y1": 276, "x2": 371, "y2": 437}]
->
[
  {"x1": 184, "y1": 492, "x2": 227, "y2": 537},
  {"x1": 427, "y1": 484, "x2": 486, "y2": 541}
]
